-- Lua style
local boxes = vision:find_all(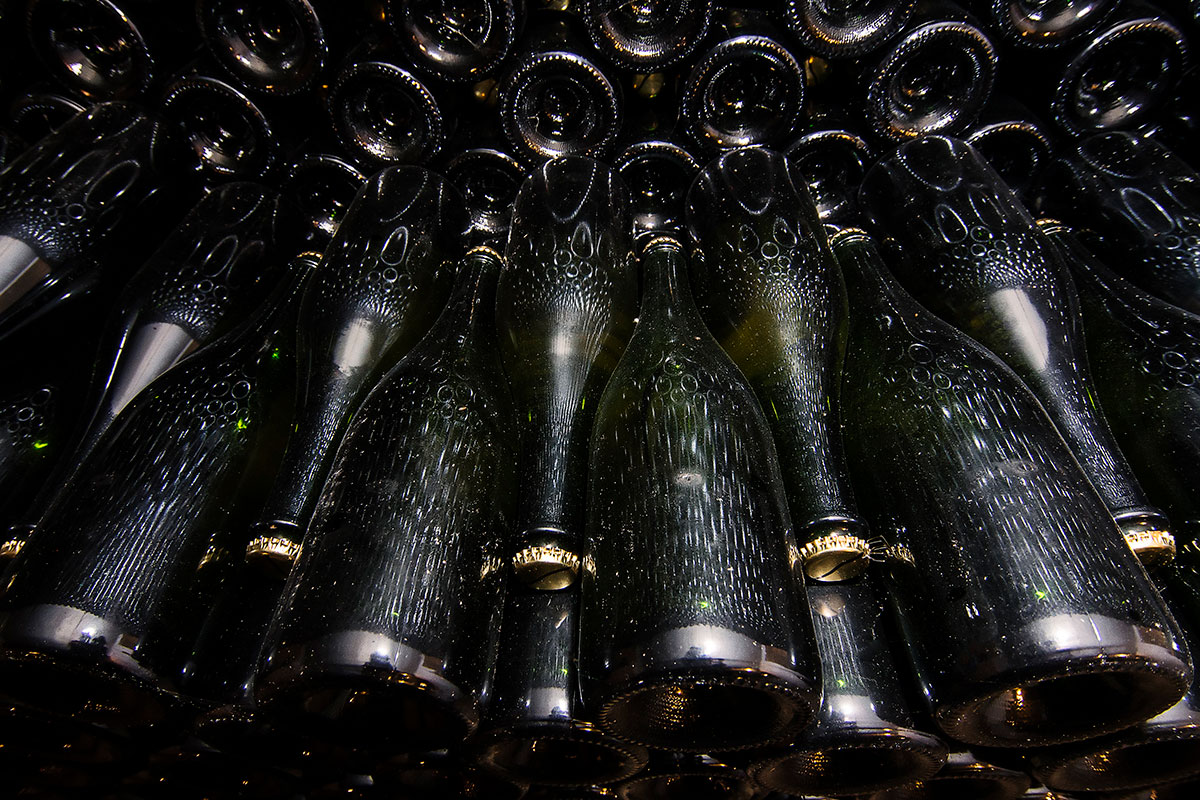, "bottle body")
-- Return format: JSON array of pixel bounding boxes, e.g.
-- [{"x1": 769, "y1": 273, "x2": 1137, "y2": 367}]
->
[
  {"x1": 835, "y1": 228, "x2": 1190, "y2": 747},
  {"x1": 583, "y1": 238, "x2": 819, "y2": 752}
]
